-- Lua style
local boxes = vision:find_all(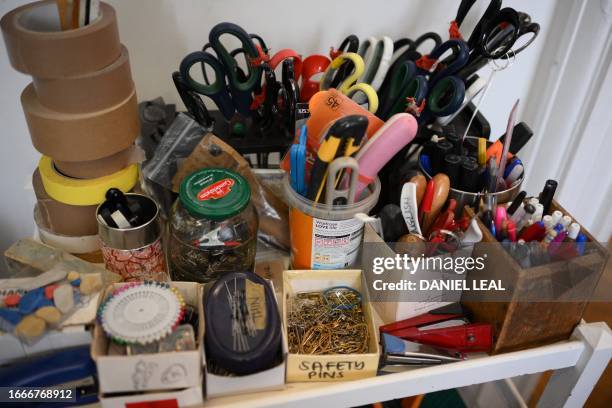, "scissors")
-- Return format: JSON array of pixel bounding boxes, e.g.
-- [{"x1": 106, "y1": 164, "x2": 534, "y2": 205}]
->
[
  {"x1": 382, "y1": 39, "x2": 470, "y2": 123},
  {"x1": 319, "y1": 53, "x2": 379, "y2": 114},
  {"x1": 376, "y1": 32, "x2": 442, "y2": 119},
  {"x1": 329, "y1": 35, "x2": 360, "y2": 88},
  {"x1": 172, "y1": 71, "x2": 213, "y2": 127},
  {"x1": 179, "y1": 22, "x2": 263, "y2": 120},
  {"x1": 453, "y1": 0, "x2": 540, "y2": 79},
  {"x1": 353, "y1": 36, "x2": 393, "y2": 104}
]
